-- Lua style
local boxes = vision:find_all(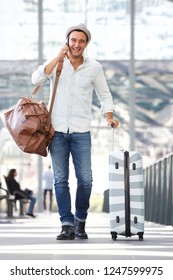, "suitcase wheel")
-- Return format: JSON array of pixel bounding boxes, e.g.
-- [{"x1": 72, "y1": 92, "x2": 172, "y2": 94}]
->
[
  {"x1": 138, "y1": 232, "x2": 144, "y2": 241},
  {"x1": 111, "y1": 232, "x2": 117, "y2": 241}
]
